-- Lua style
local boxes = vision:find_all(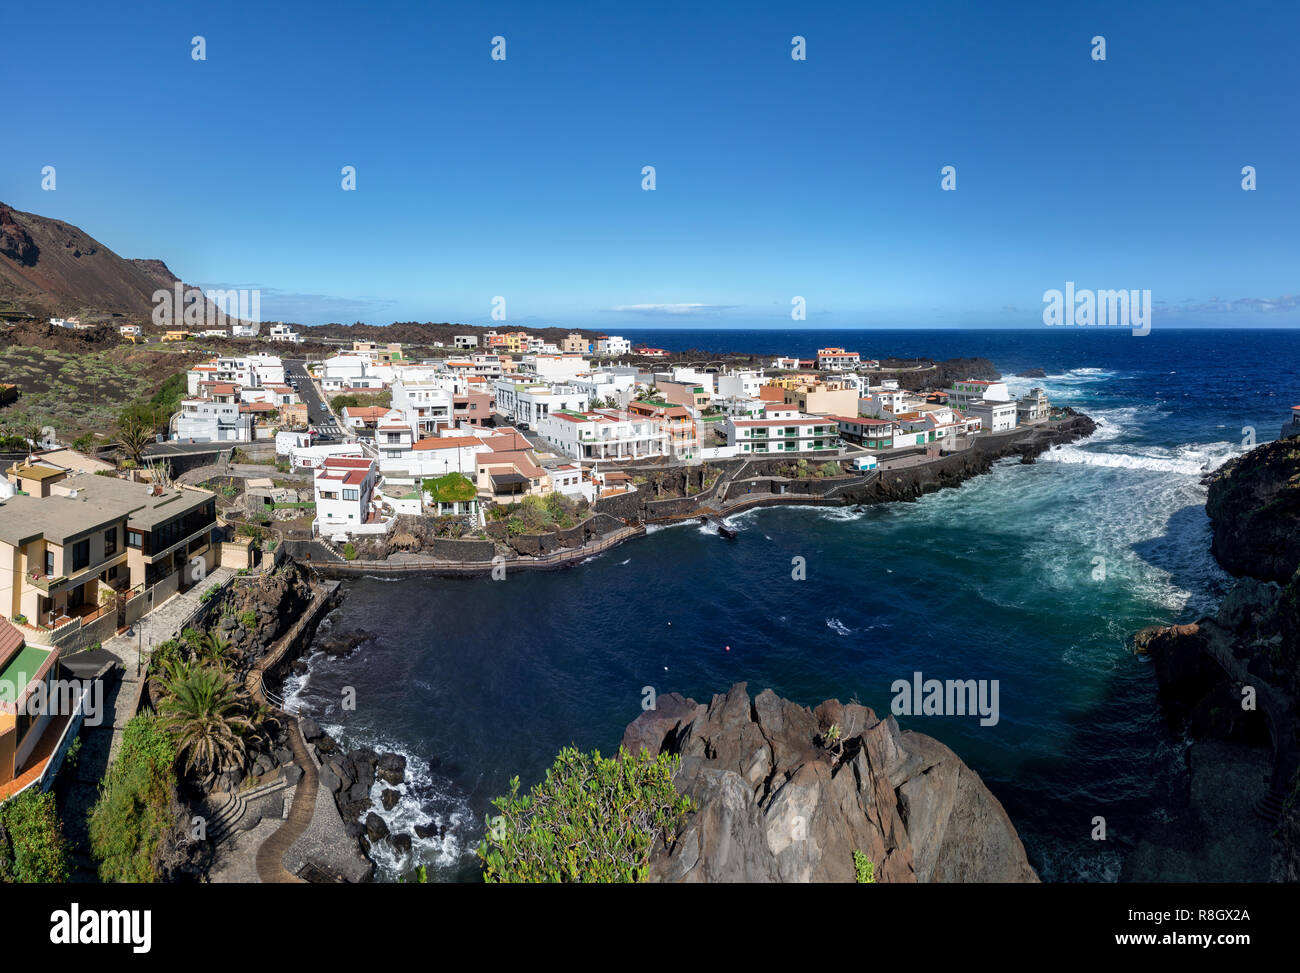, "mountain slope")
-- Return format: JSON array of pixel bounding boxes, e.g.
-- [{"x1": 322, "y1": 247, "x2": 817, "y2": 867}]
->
[{"x1": 0, "y1": 201, "x2": 185, "y2": 318}]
